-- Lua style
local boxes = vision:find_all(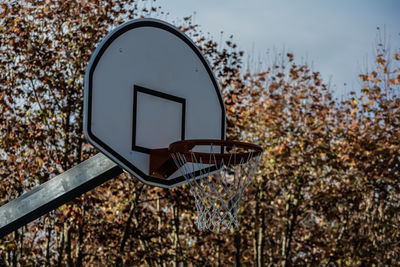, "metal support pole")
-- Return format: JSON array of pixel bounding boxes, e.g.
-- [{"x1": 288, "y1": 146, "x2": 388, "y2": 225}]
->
[{"x1": 0, "y1": 153, "x2": 123, "y2": 238}]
